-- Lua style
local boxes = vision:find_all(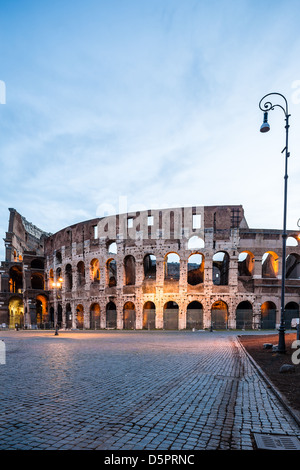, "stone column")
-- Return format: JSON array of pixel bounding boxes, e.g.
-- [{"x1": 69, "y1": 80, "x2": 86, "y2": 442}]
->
[
  {"x1": 135, "y1": 294, "x2": 143, "y2": 329},
  {"x1": 155, "y1": 296, "x2": 164, "y2": 329},
  {"x1": 253, "y1": 255, "x2": 262, "y2": 279},
  {"x1": 202, "y1": 298, "x2": 211, "y2": 330},
  {"x1": 116, "y1": 299, "x2": 123, "y2": 329},
  {"x1": 178, "y1": 300, "x2": 186, "y2": 330}
]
